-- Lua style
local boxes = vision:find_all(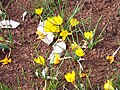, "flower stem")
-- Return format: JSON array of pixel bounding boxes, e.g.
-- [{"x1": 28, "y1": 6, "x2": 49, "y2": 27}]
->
[{"x1": 112, "y1": 46, "x2": 120, "y2": 57}]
